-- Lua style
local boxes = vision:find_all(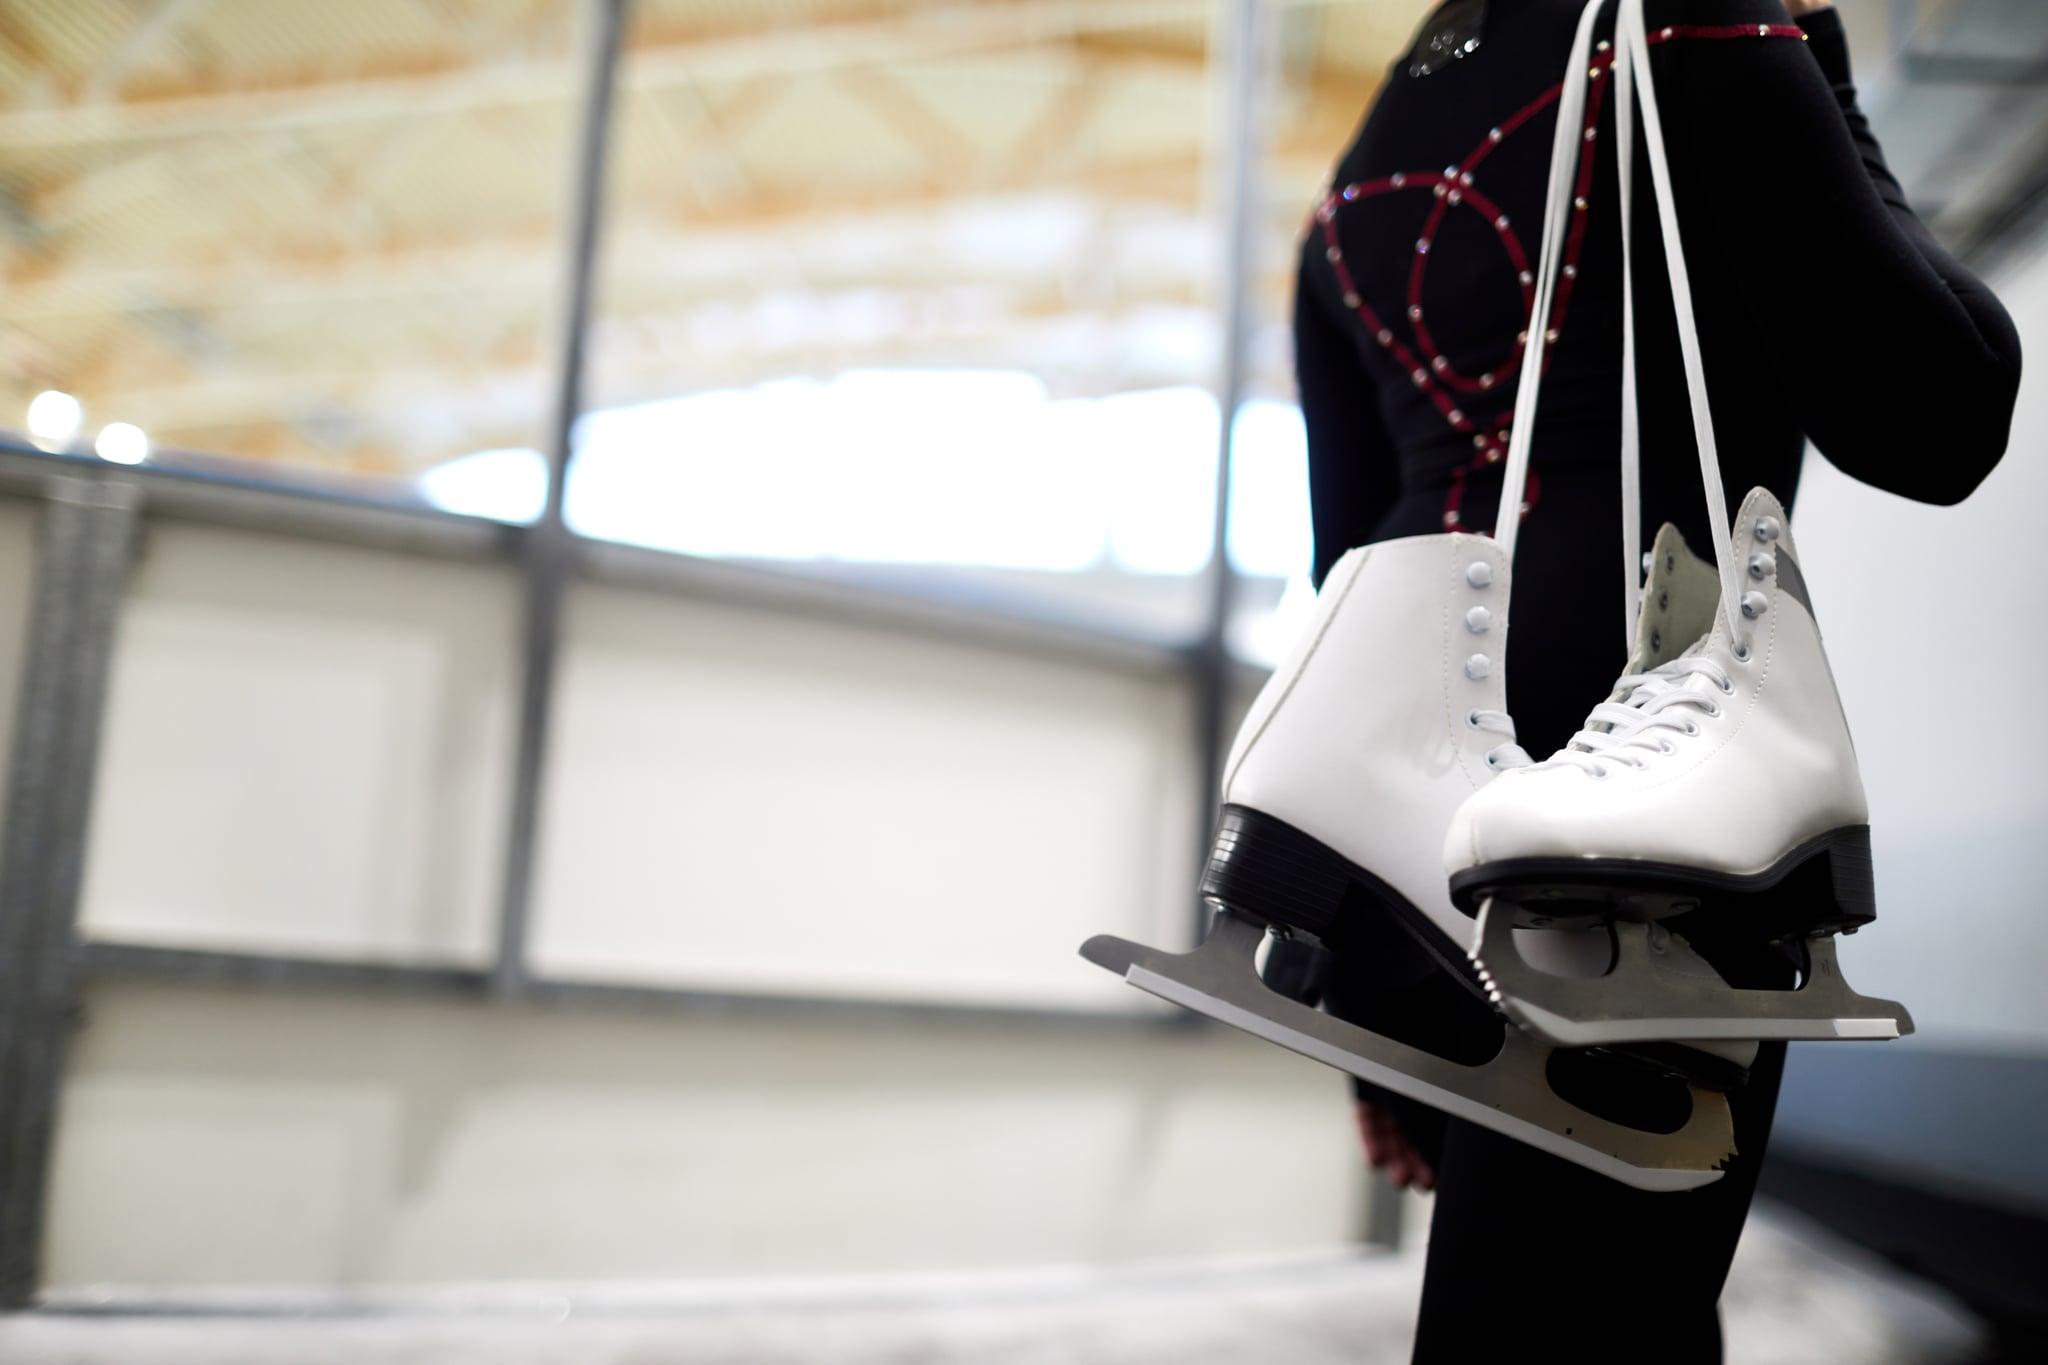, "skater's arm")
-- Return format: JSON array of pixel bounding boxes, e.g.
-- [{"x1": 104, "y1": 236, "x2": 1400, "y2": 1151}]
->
[
  {"x1": 1663, "y1": 0, "x2": 2021, "y2": 504},
  {"x1": 1296, "y1": 267, "x2": 1402, "y2": 589}
]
